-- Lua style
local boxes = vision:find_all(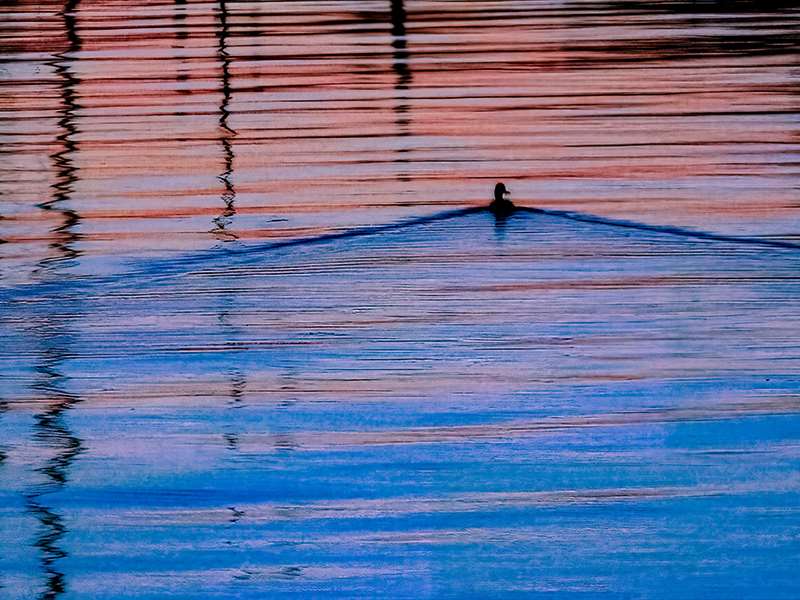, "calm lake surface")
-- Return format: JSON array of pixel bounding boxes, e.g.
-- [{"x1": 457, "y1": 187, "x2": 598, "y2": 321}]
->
[{"x1": 1, "y1": 1, "x2": 800, "y2": 598}]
